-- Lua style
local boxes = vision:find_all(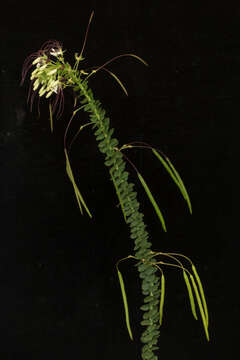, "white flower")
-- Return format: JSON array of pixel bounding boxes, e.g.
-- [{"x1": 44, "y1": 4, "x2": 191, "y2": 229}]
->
[
  {"x1": 32, "y1": 56, "x2": 47, "y2": 68},
  {"x1": 33, "y1": 79, "x2": 40, "y2": 90},
  {"x1": 50, "y1": 48, "x2": 63, "y2": 57},
  {"x1": 46, "y1": 90, "x2": 55, "y2": 98},
  {"x1": 30, "y1": 64, "x2": 48, "y2": 80},
  {"x1": 39, "y1": 86, "x2": 47, "y2": 97},
  {"x1": 32, "y1": 57, "x2": 42, "y2": 65},
  {"x1": 46, "y1": 79, "x2": 59, "y2": 91},
  {"x1": 47, "y1": 68, "x2": 57, "y2": 76}
]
